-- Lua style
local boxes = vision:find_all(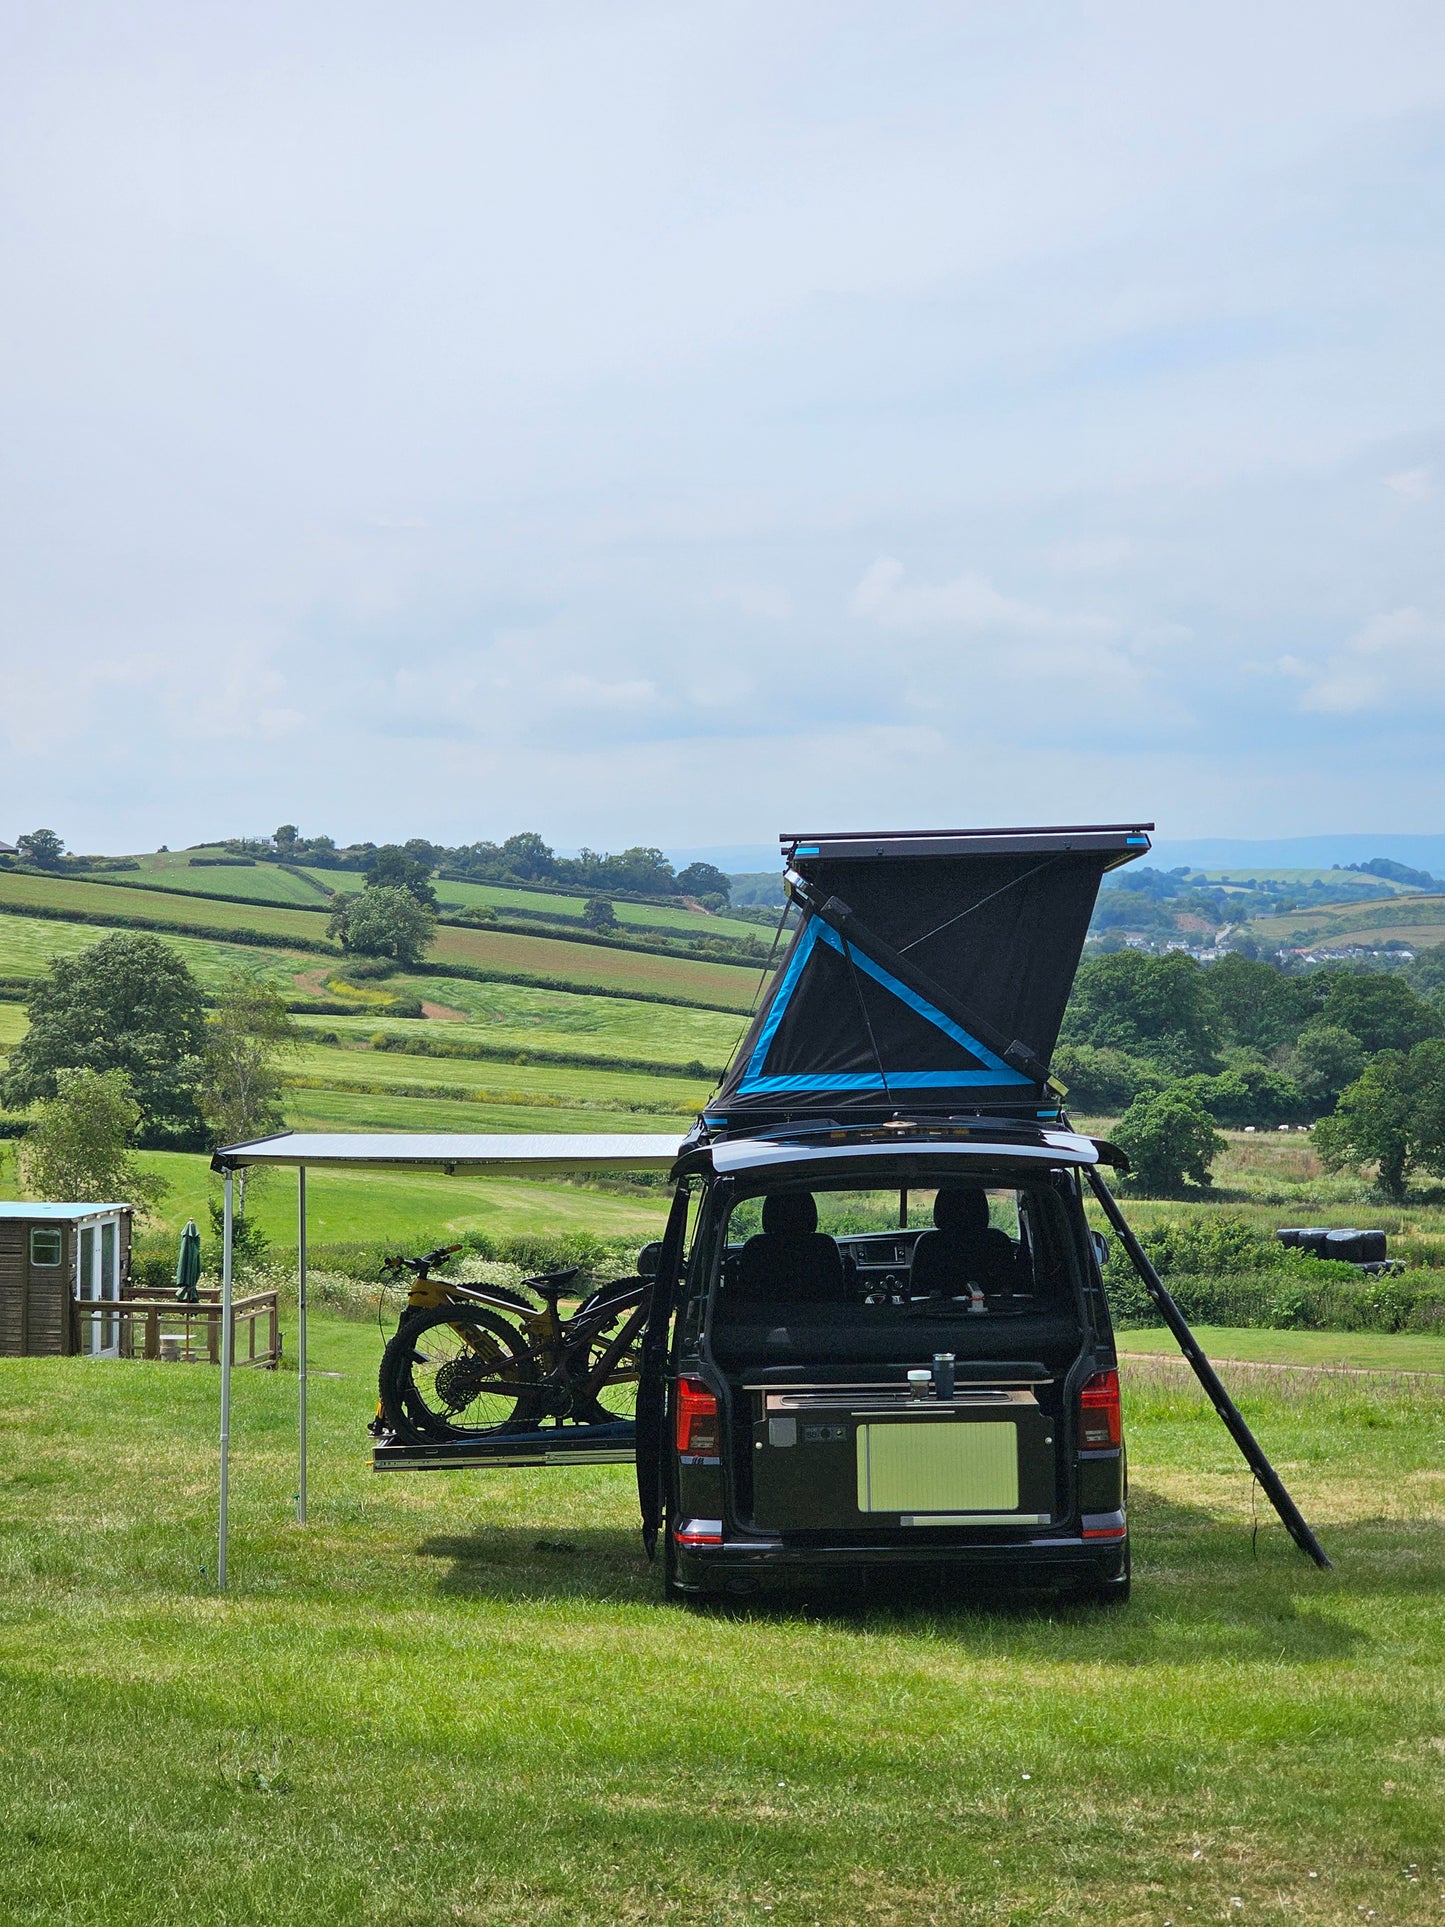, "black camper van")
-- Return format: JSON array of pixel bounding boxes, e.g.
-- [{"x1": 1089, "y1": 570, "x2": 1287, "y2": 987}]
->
[
  {"x1": 633, "y1": 825, "x2": 1150, "y2": 1601},
  {"x1": 361, "y1": 820, "x2": 1329, "y2": 1589}
]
